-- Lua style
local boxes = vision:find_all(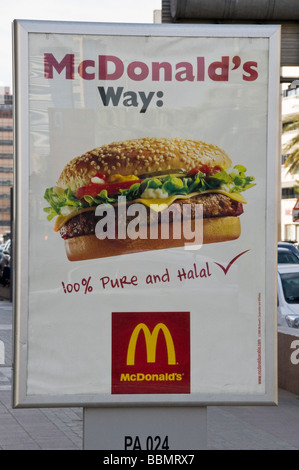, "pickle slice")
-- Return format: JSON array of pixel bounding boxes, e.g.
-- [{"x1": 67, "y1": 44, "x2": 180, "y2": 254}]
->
[{"x1": 138, "y1": 168, "x2": 187, "y2": 179}]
